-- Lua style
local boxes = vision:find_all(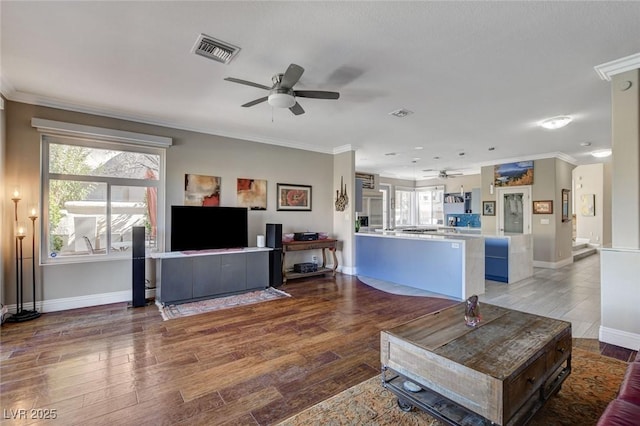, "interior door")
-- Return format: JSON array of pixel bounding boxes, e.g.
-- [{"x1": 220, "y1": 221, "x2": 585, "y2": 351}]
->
[{"x1": 497, "y1": 186, "x2": 531, "y2": 235}]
